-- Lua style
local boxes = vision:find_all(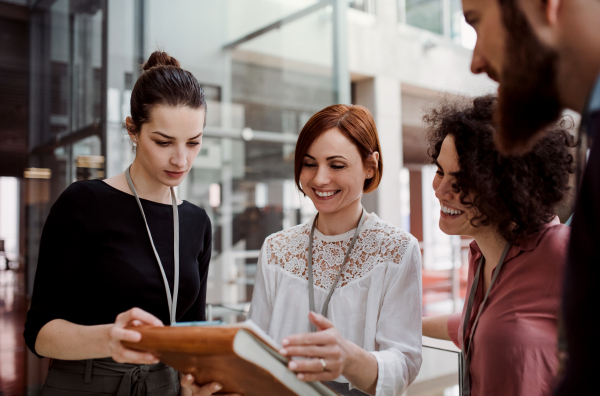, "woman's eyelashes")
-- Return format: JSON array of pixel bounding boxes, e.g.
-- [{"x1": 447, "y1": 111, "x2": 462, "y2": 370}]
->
[
  {"x1": 302, "y1": 161, "x2": 346, "y2": 170},
  {"x1": 153, "y1": 140, "x2": 201, "y2": 147}
]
